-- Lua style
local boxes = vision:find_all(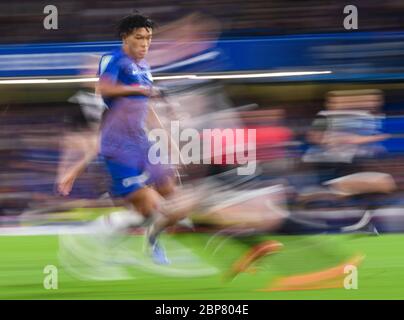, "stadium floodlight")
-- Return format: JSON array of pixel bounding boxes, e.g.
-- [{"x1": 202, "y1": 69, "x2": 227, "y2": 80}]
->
[
  {"x1": 155, "y1": 70, "x2": 332, "y2": 80},
  {"x1": 0, "y1": 77, "x2": 98, "y2": 84},
  {"x1": 0, "y1": 71, "x2": 332, "y2": 84}
]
